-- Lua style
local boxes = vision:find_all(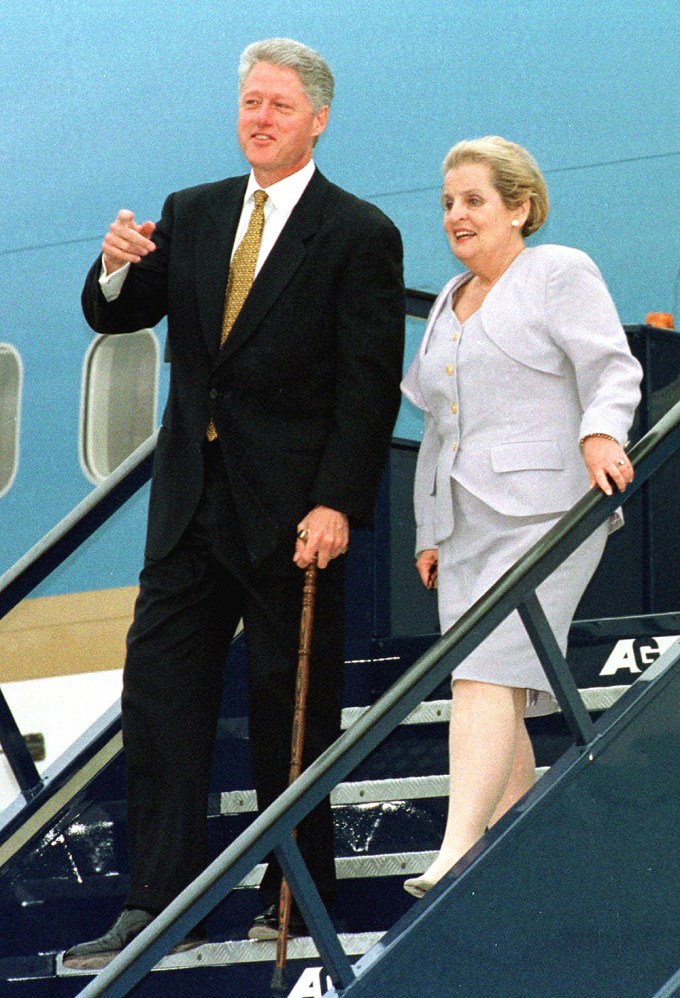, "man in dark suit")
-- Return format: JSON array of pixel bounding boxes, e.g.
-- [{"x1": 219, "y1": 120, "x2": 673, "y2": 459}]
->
[{"x1": 63, "y1": 38, "x2": 404, "y2": 968}]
